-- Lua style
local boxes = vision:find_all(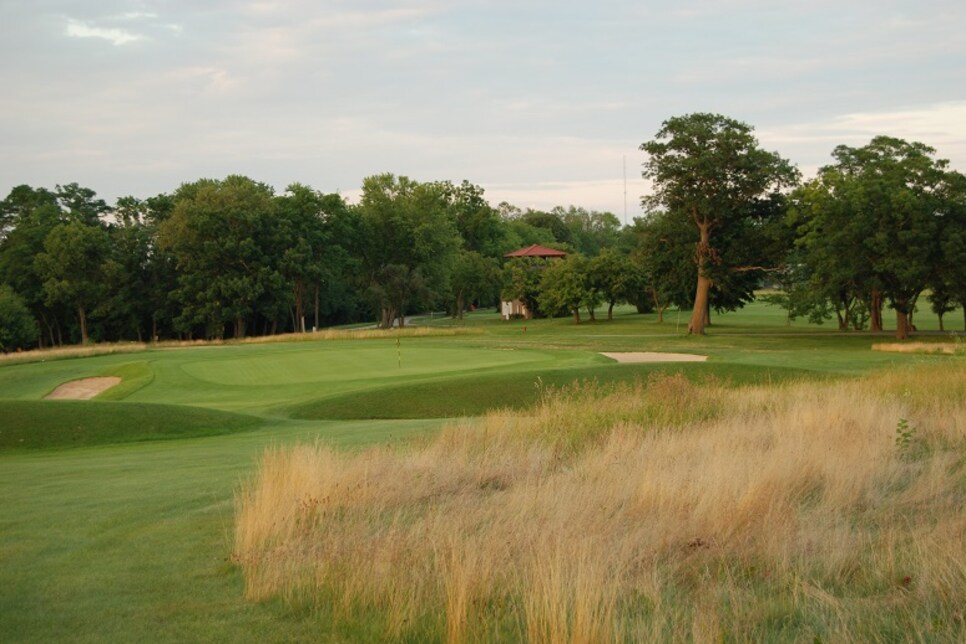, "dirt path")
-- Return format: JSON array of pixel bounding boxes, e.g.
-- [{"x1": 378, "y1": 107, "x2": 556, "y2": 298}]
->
[
  {"x1": 601, "y1": 352, "x2": 707, "y2": 363},
  {"x1": 45, "y1": 377, "x2": 122, "y2": 400}
]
